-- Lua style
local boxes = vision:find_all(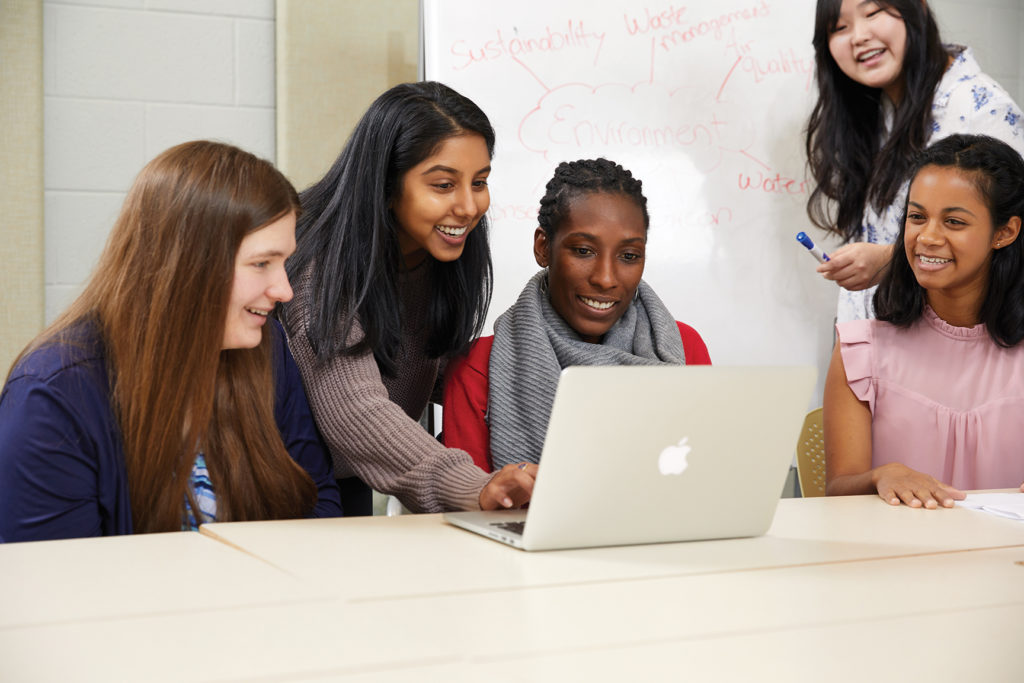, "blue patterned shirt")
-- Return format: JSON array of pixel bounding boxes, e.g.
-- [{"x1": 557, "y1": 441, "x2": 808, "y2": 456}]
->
[{"x1": 182, "y1": 452, "x2": 217, "y2": 531}]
